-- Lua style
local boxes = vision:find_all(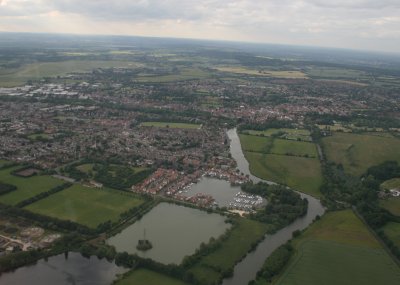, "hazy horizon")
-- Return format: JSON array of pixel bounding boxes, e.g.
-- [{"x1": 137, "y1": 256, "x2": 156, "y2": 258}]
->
[{"x1": 0, "y1": 0, "x2": 399, "y2": 54}]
